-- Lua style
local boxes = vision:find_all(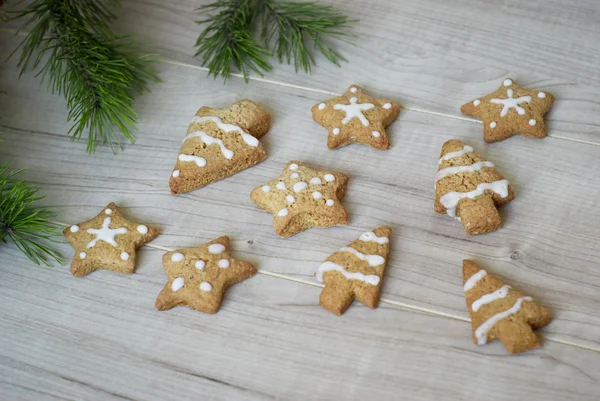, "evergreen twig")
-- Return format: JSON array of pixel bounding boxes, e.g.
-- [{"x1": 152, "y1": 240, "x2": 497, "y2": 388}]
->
[
  {"x1": 195, "y1": 0, "x2": 354, "y2": 81},
  {"x1": 8, "y1": 0, "x2": 160, "y2": 154},
  {"x1": 0, "y1": 161, "x2": 63, "y2": 267}
]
